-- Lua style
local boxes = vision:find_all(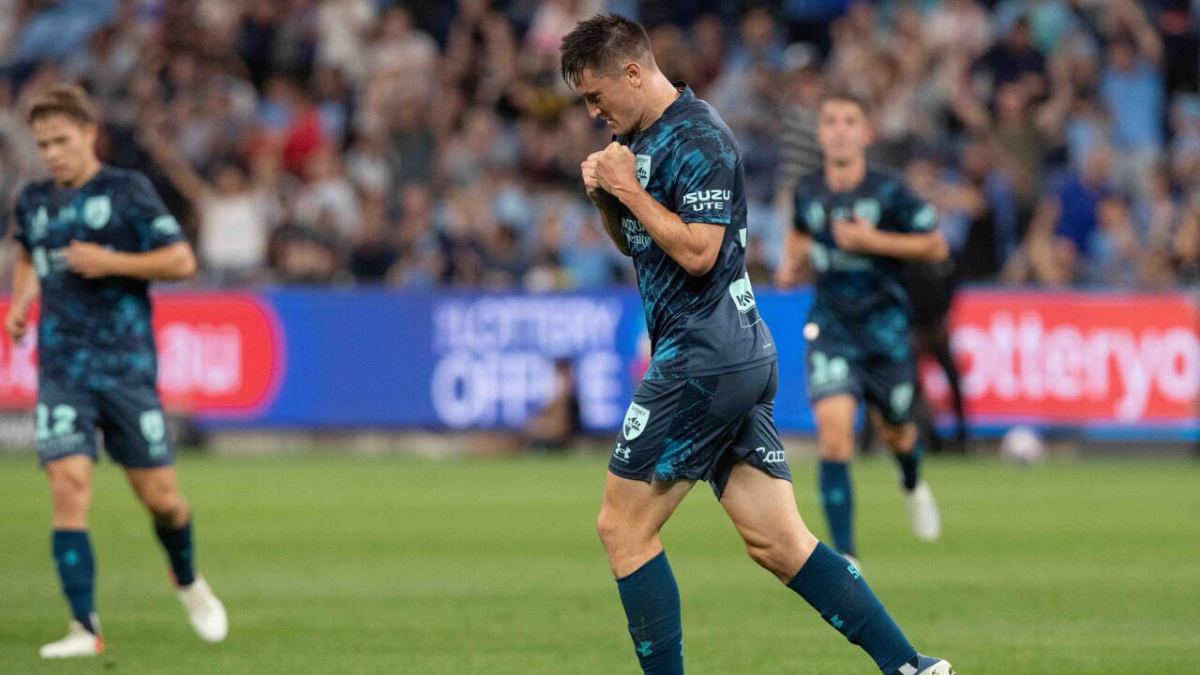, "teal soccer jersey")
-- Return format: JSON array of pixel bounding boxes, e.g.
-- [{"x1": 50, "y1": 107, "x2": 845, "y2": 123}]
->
[
  {"x1": 607, "y1": 86, "x2": 788, "y2": 494},
  {"x1": 614, "y1": 85, "x2": 776, "y2": 379},
  {"x1": 792, "y1": 168, "x2": 937, "y2": 422},
  {"x1": 13, "y1": 166, "x2": 185, "y2": 390},
  {"x1": 792, "y1": 168, "x2": 936, "y2": 362}
]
